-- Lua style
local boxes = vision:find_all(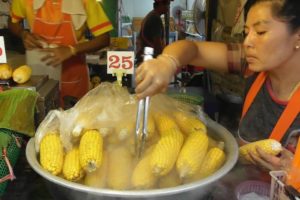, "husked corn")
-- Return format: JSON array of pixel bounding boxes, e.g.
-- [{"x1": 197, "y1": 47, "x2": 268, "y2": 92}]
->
[
  {"x1": 107, "y1": 146, "x2": 133, "y2": 190},
  {"x1": 131, "y1": 153, "x2": 157, "y2": 189},
  {"x1": 176, "y1": 131, "x2": 208, "y2": 178},
  {"x1": 63, "y1": 148, "x2": 84, "y2": 181},
  {"x1": 84, "y1": 151, "x2": 108, "y2": 188},
  {"x1": 153, "y1": 112, "x2": 179, "y2": 135},
  {"x1": 239, "y1": 139, "x2": 282, "y2": 162},
  {"x1": 40, "y1": 133, "x2": 64, "y2": 175},
  {"x1": 79, "y1": 130, "x2": 103, "y2": 172},
  {"x1": 197, "y1": 142, "x2": 226, "y2": 179},
  {"x1": 173, "y1": 112, "x2": 206, "y2": 135},
  {"x1": 150, "y1": 128, "x2": 184, "y2": 176}
]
